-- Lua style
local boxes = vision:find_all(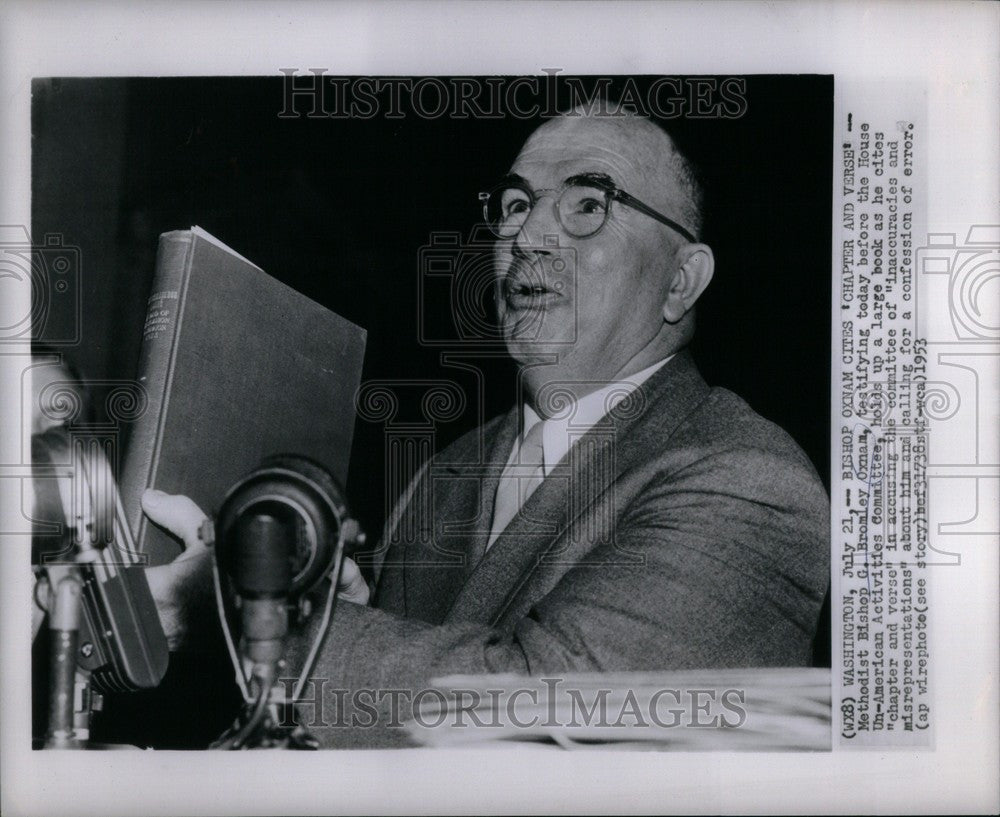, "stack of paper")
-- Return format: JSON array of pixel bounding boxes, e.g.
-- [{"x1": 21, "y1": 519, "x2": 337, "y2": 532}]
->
[{"x1": 406, "y1": 667, "x2": 831, "y2": 751}]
